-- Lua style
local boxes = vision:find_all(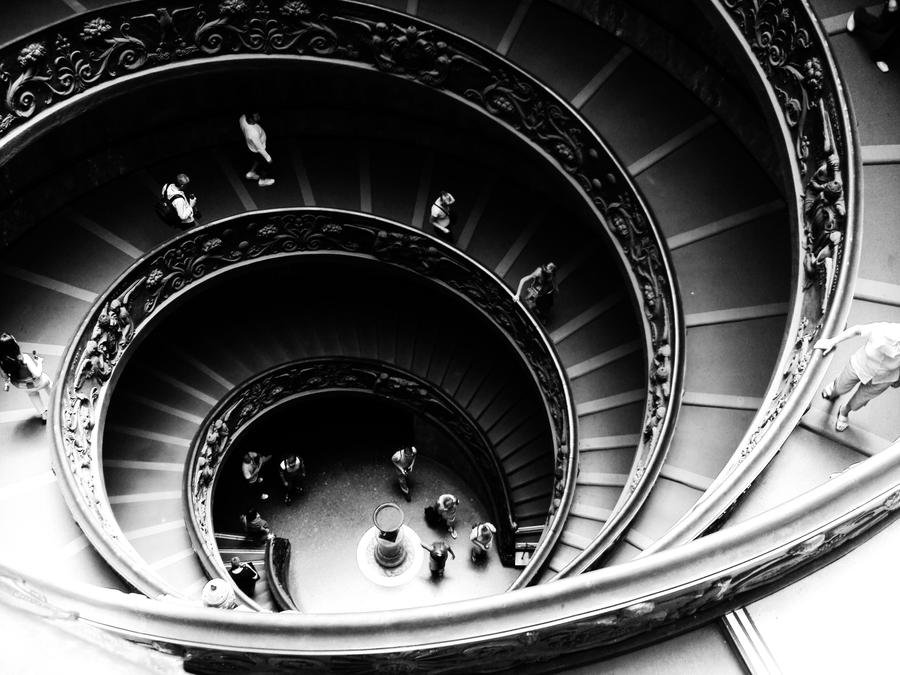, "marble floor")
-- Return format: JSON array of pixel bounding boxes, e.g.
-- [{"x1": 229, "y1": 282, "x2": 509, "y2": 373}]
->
[
  {"x1": 214, "y1": 397, "x2": 522, "y2": 613},
  {"x1": 264, "y1": 449, "x2": 520, "y2": 613}
]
